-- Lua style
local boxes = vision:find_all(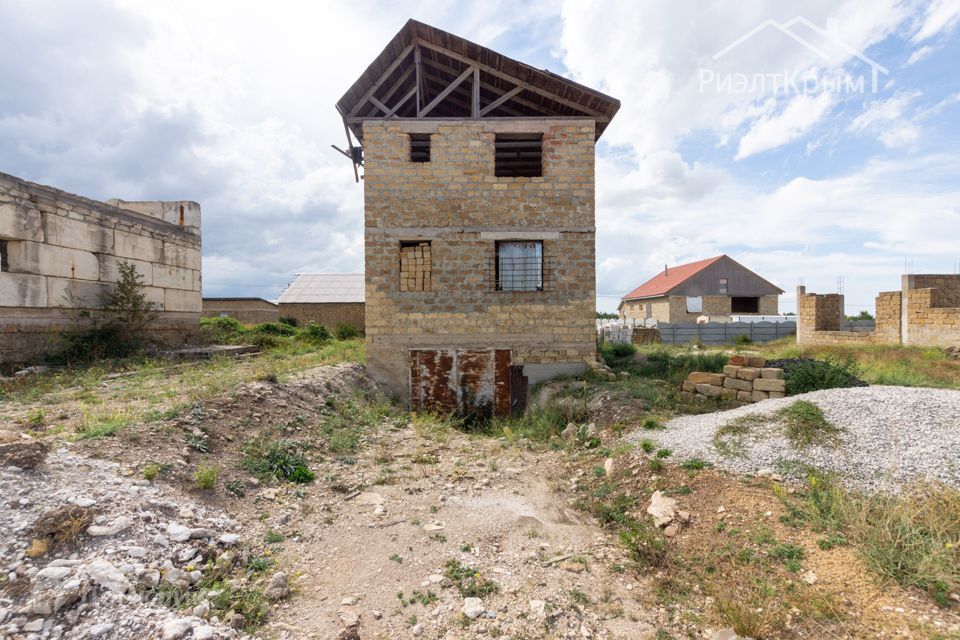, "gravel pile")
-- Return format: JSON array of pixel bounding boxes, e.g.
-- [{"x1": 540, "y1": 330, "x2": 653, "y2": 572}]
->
[{"x1": 635, "y1": 386, "x2": 960, "y2": 493}]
